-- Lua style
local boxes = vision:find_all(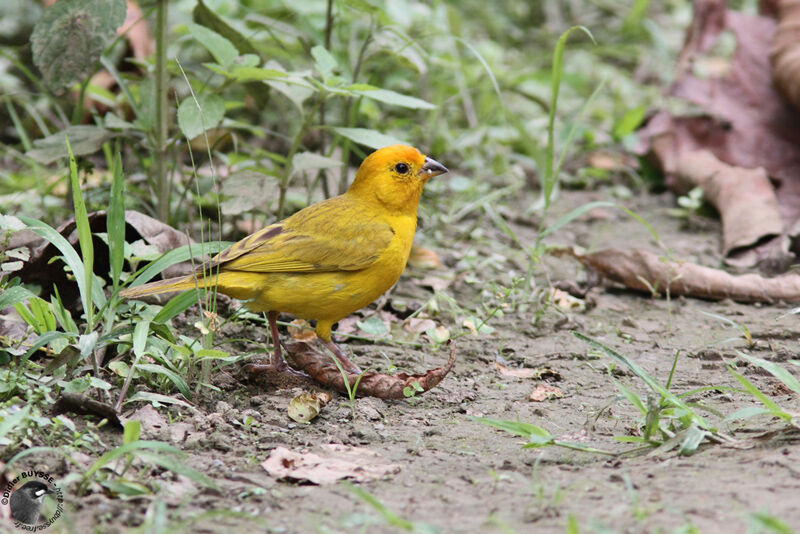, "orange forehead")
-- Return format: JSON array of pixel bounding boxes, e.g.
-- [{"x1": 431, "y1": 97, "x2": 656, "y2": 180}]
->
[{"x1": 363, "y1": 145, "x2": 425, "y2": 169}]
